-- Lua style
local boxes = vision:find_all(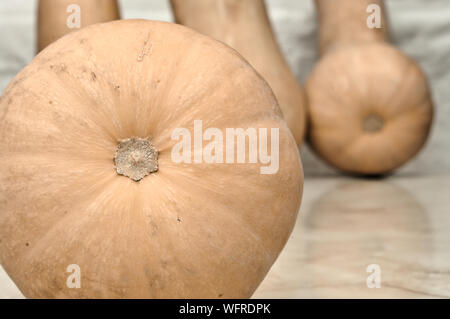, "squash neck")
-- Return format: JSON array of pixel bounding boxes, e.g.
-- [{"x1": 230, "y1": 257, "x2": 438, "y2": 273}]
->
[{"x1": 315, "y1": 0, "x2": 389, "y2": 55}]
